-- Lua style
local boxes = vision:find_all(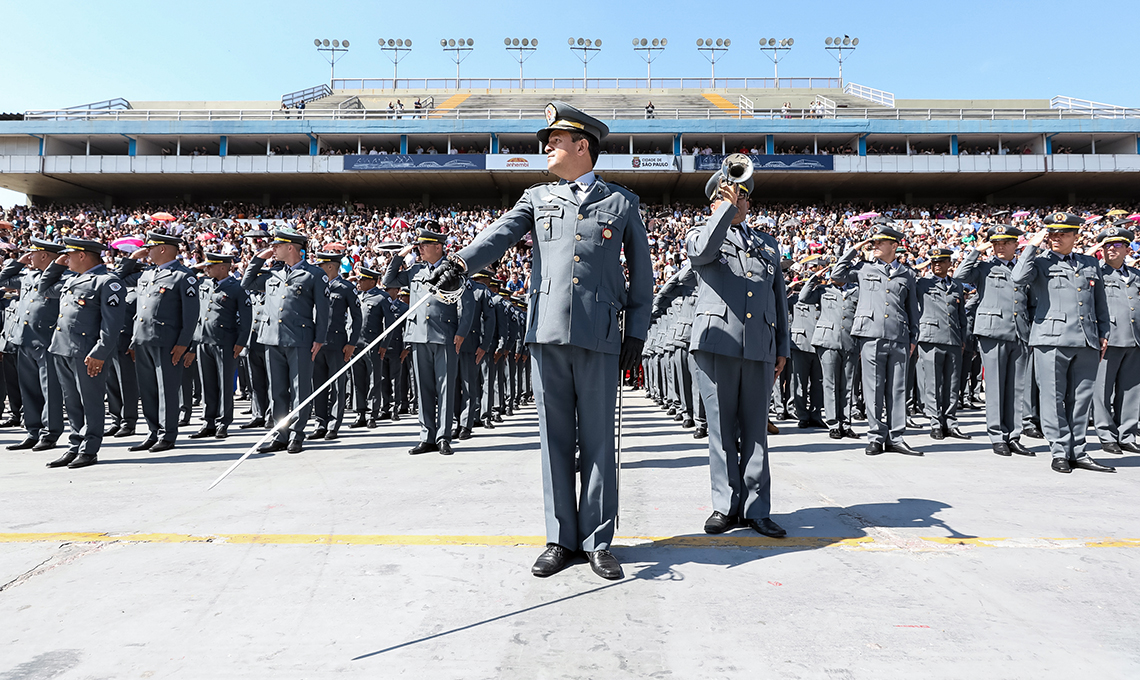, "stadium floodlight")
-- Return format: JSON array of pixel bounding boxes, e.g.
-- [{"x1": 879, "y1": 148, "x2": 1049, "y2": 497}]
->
[
  {"x1": 505, "y1": 37, "x2": 539, "y2": 84},
  {"x1": 314, "y1": 38, "x2": 350, "y2": 86},
  {"x1": 696, "y1": 37, "x2": 731, "y2": 82},
  {"x1": 758, "y1": 36, "x2": 794, "y2": 86},
  {"x1": 378, "y1": 38, "x2": 413, "y2": 86},
  {"x1": 824, "y1": 34, "x2": 859, "y2": 87},
  {"x1": 633, "y1": 37, "x2": 667, "y2": 82},
  {"x1": 441, "y1": 37, "x2": 474, "y2": 87},
  {"x1": 568, "y1": 37, "x2": 602, "y2": 89}
]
